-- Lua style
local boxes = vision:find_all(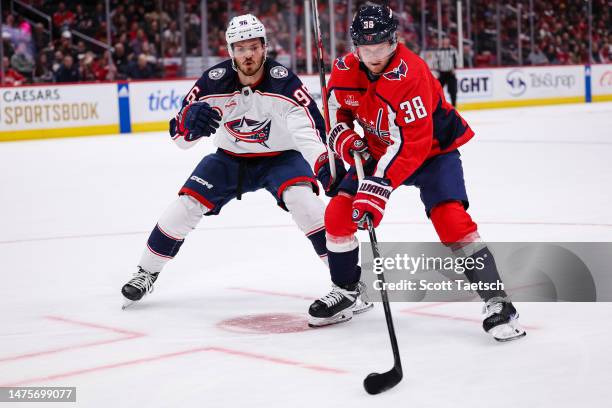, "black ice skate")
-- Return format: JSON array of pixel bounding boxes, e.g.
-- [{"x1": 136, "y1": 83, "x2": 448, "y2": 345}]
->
[
  {"x1": 483, "y1": 297, "x2": 526, "y2": 342},
  {"x1": 121, "y1": 267, "x2": 159, "y2": 309},
  {"x1": 309, "y1": 282, "x2": 372, "y2": 327}
]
